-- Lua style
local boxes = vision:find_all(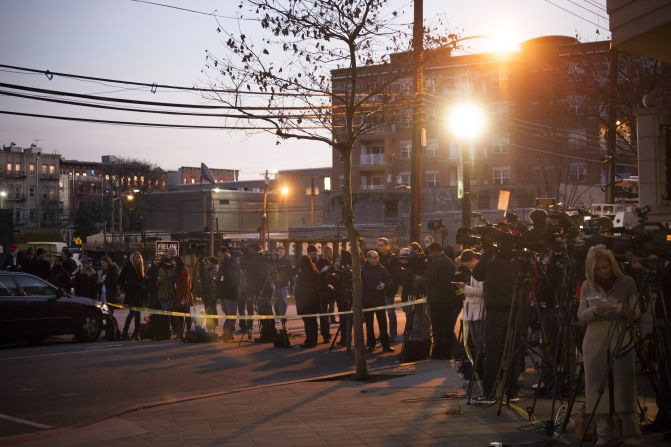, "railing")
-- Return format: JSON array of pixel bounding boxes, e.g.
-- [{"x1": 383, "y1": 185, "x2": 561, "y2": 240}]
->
[
  {"x1": 360, "y1": 153, "x2": 385, "y2": 165},
  {"x1": 360, "y1": 184, "x2": 386, "y2": 190}
]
